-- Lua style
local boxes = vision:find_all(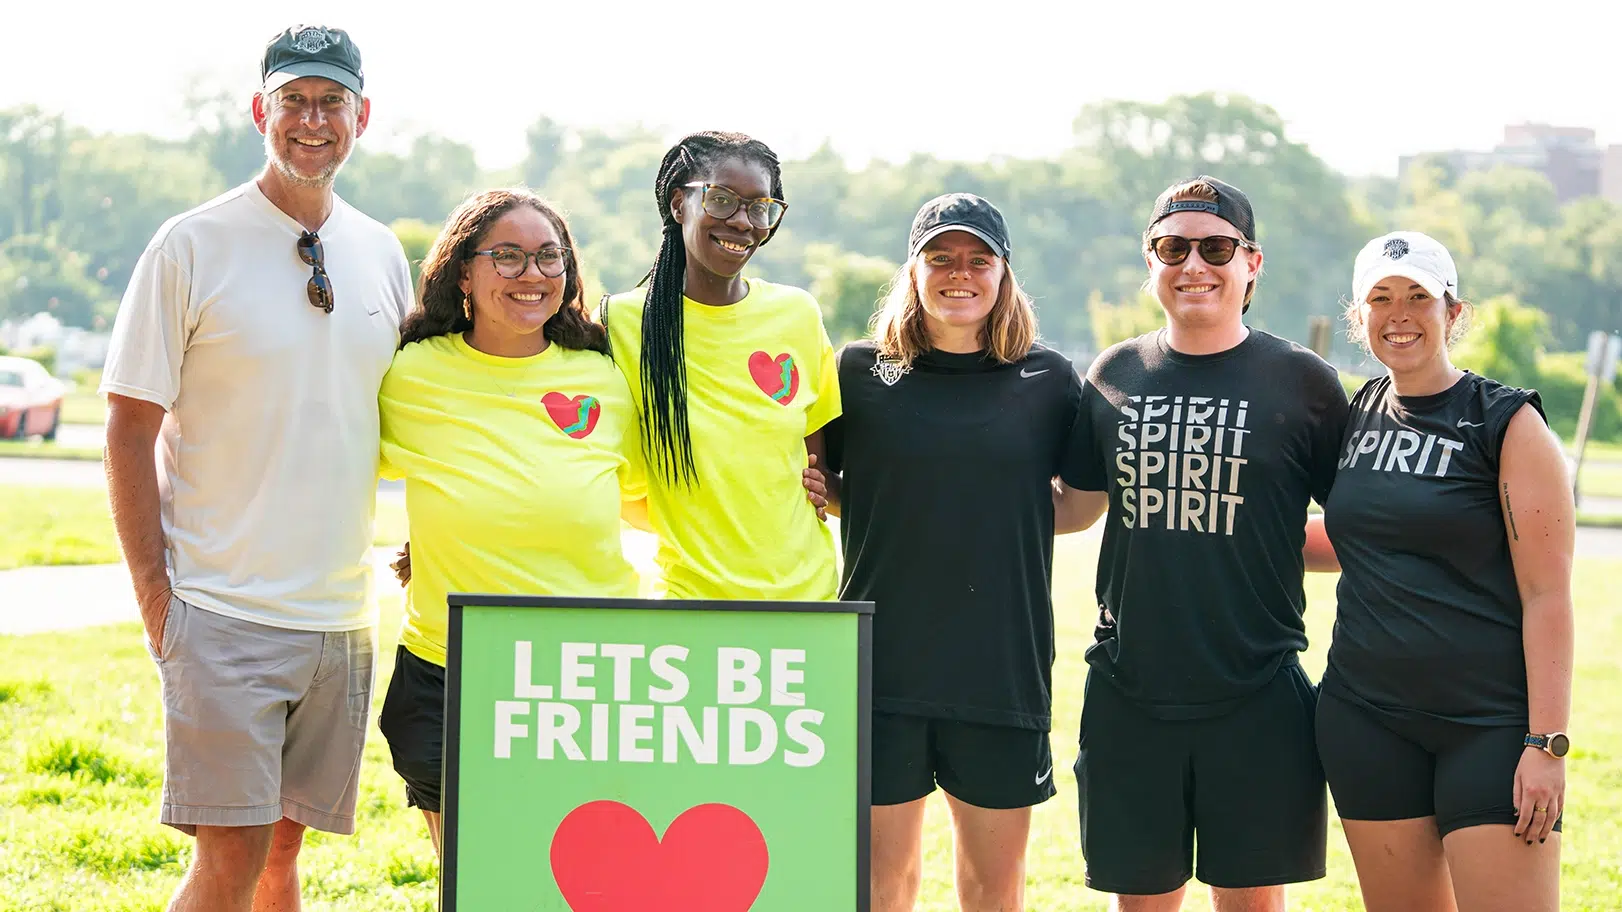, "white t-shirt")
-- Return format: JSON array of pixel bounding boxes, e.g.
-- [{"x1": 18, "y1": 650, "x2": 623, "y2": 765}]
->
[{"x1": 101, "y1": 180, "x2": 412, "y2": 631}]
